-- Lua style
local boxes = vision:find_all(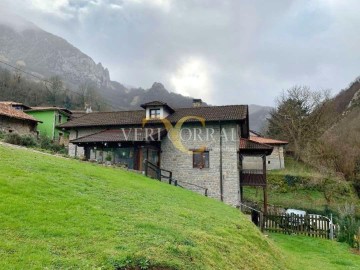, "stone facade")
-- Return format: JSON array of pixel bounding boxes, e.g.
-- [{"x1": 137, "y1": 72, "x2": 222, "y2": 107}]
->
[
  {"x1": 68, "y1": 127, "x2": 104, "y2": 157},
  {"x1": 160, "y1": 123, "x2": 240, "y2": 206},
  {"x1": 67, "y1": 123, "x2": 242, "y2": 206},
  {"x1": 242, "y1": 145, "x2": 285, "y2": 170},
  {"x1": 0, "y1": 115, "x2": 37, "y2": 135}
]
